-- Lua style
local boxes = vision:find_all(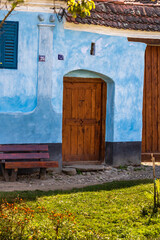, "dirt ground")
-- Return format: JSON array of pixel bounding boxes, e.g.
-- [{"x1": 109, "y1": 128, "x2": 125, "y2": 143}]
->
[
  {"x1": 0, "y1": 172, "x2": 82, "y2": 192},
  {"x1": 0, "y1": 165, "x2": 158, "y2": 192},
  {"x1": 0, "y1": 173, "x2": 101, "y2": 192}
]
